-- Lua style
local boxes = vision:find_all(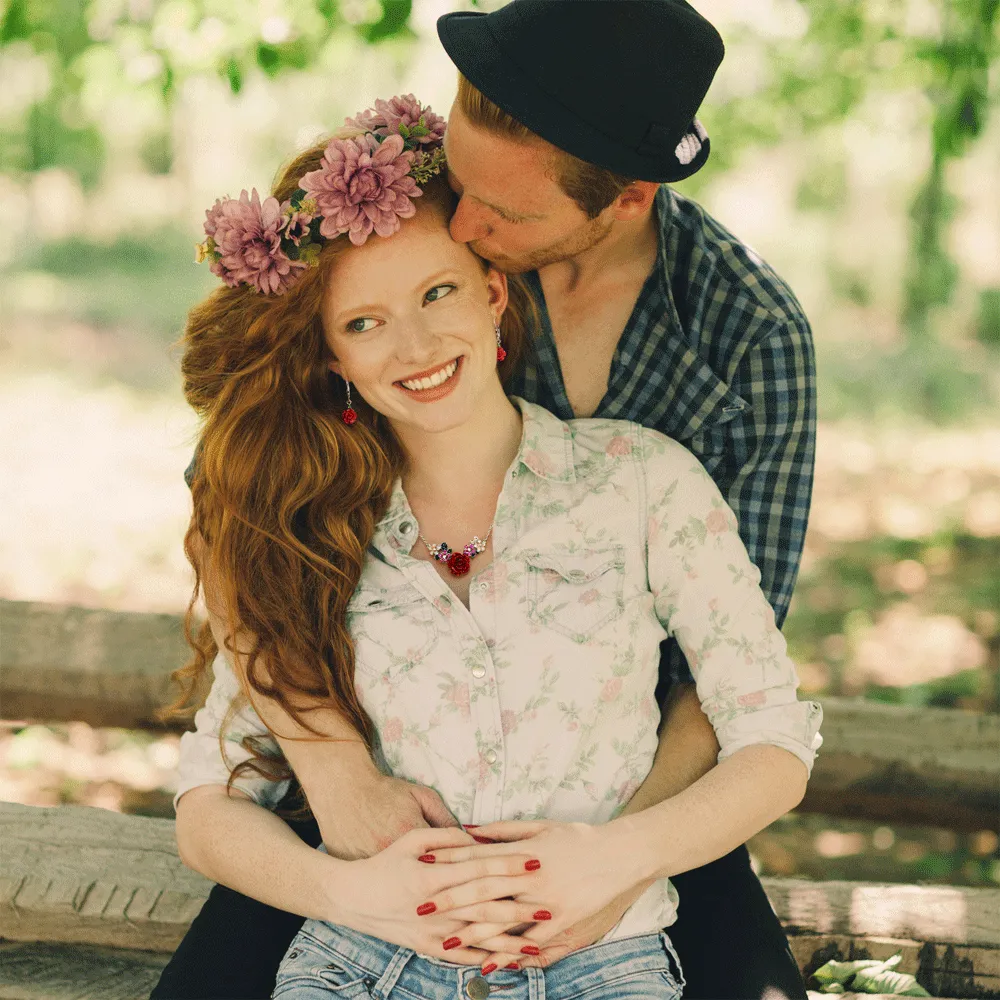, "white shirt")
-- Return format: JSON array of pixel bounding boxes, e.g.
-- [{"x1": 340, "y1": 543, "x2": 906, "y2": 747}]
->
[{"x1": 176, "y1": 399, "x2": 822, "y2": 940}]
